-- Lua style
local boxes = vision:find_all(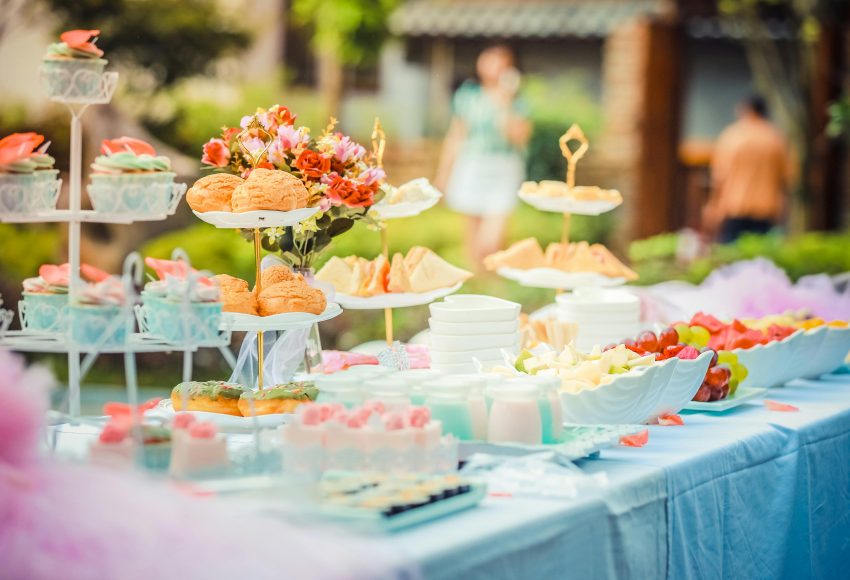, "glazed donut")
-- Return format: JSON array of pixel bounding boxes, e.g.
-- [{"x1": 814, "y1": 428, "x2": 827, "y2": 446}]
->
[
  {"x1": 238, "y1": 383, "x2": 319, "y2": 417},
  {"x1": 171, "y1": 381, "x2": 248, "y2": 416}
]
